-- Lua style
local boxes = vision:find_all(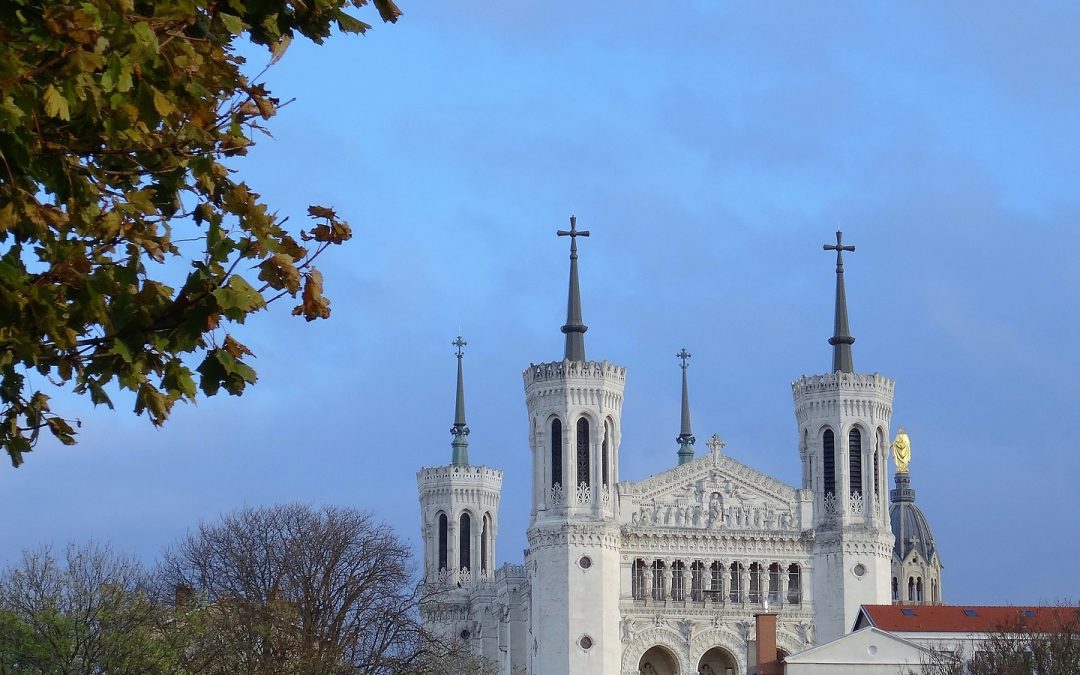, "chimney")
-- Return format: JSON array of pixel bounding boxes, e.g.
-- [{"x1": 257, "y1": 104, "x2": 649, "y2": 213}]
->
[{"x1": 755, "y1": 612, "x2": 782, "y2": 675}]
